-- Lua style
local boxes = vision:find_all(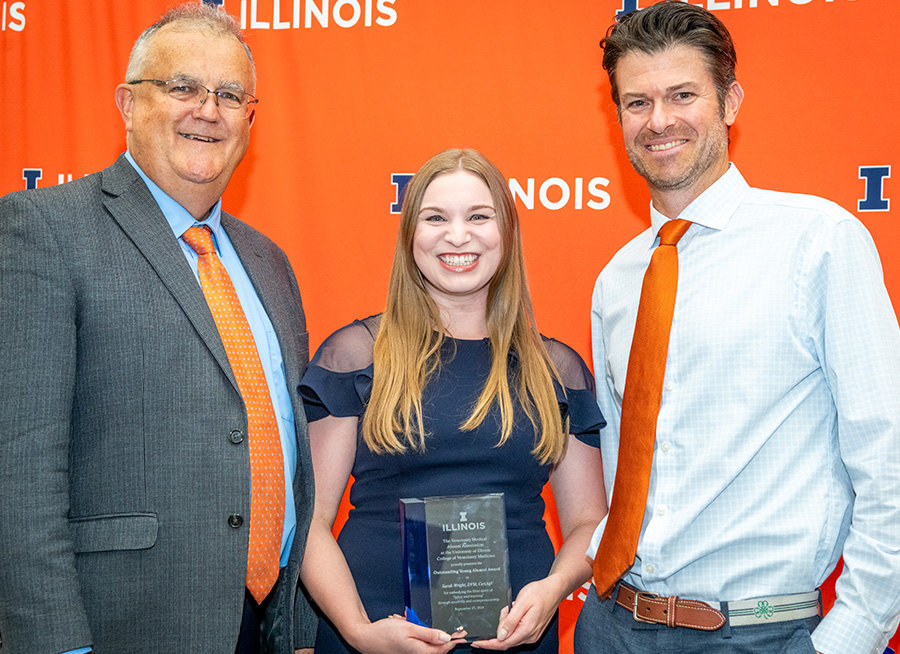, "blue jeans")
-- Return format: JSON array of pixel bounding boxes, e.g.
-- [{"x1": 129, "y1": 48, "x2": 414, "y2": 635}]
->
[{"x1": 574, "y1": 585, "x2": 821, "y2": 654}]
